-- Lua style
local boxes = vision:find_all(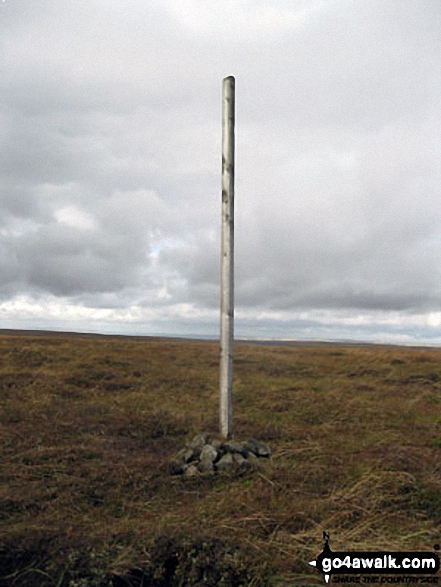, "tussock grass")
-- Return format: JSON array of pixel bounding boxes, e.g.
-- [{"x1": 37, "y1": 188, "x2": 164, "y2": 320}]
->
[{"x1": 0, "y1": 334, "x2": 440, "y2": 585}]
